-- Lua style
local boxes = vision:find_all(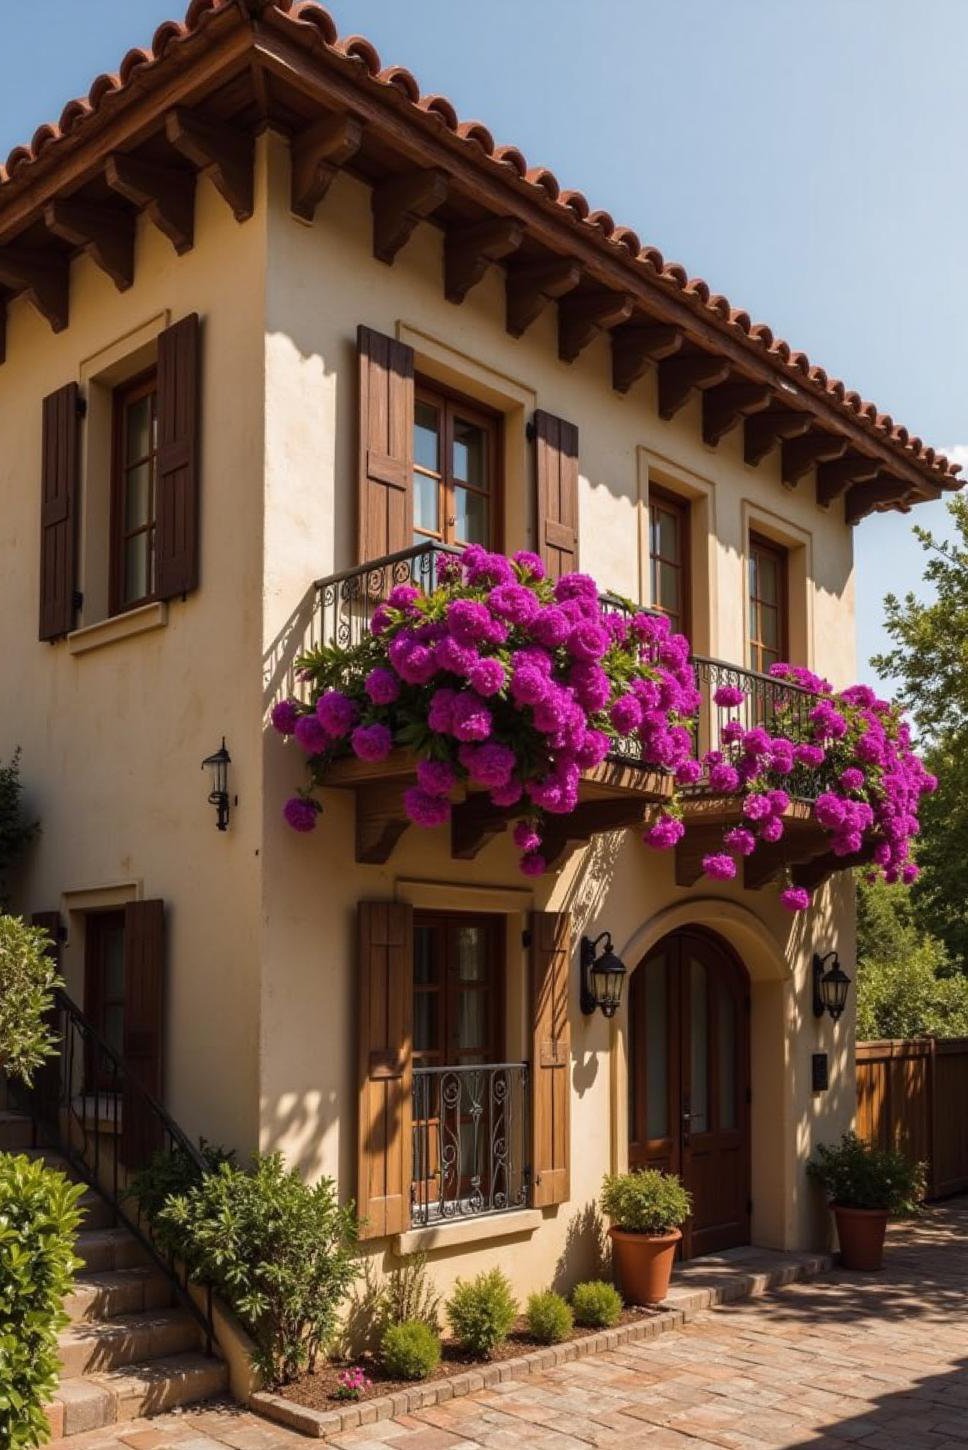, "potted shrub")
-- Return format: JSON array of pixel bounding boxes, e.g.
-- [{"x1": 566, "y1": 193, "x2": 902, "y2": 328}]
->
[
  {"x1": 600, "y1": 1169, "x2": 691, "y2": 1305},
  {"x1": 807, "y1": 1132, "x2": 925, "y2": 1271}
]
